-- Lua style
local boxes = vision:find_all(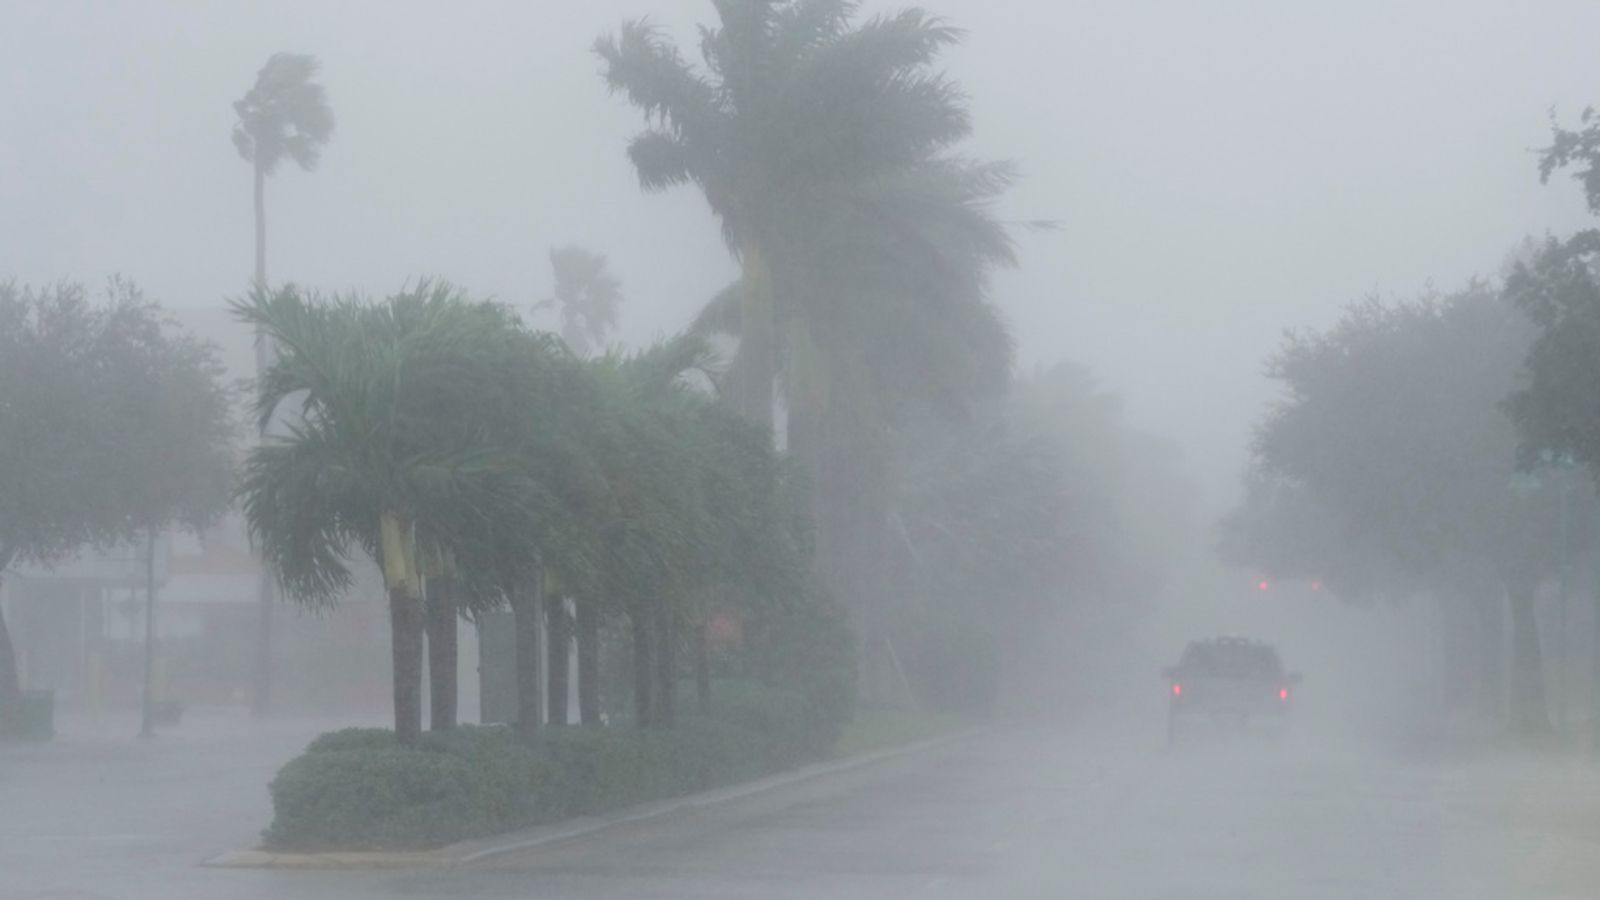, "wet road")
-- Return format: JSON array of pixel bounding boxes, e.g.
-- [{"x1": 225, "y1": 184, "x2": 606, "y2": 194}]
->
[{"x1": 7, "y1": 720, "x2": 1600, "y2": 899}]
